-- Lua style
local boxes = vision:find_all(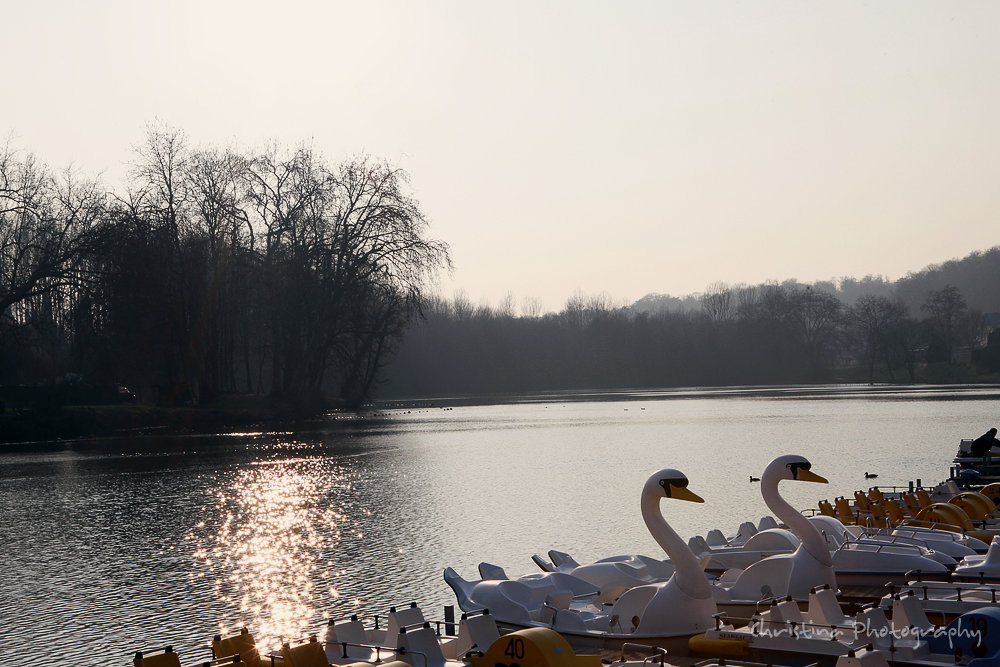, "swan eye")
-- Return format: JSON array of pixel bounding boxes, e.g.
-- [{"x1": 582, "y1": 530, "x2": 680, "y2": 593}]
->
[
  {"x1": 787, "y1": 461, "x2": 811, "y2": 479},
  {"x1": 659, "y1": 477, "x2": 687, "y2": 496}
]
